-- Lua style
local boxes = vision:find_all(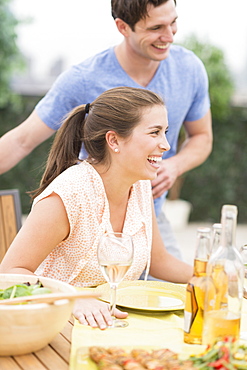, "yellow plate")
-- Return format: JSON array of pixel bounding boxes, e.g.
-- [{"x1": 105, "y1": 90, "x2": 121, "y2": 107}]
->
[{"x1": 95, "y1": 281, "x2": 186, "y2": 311}]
